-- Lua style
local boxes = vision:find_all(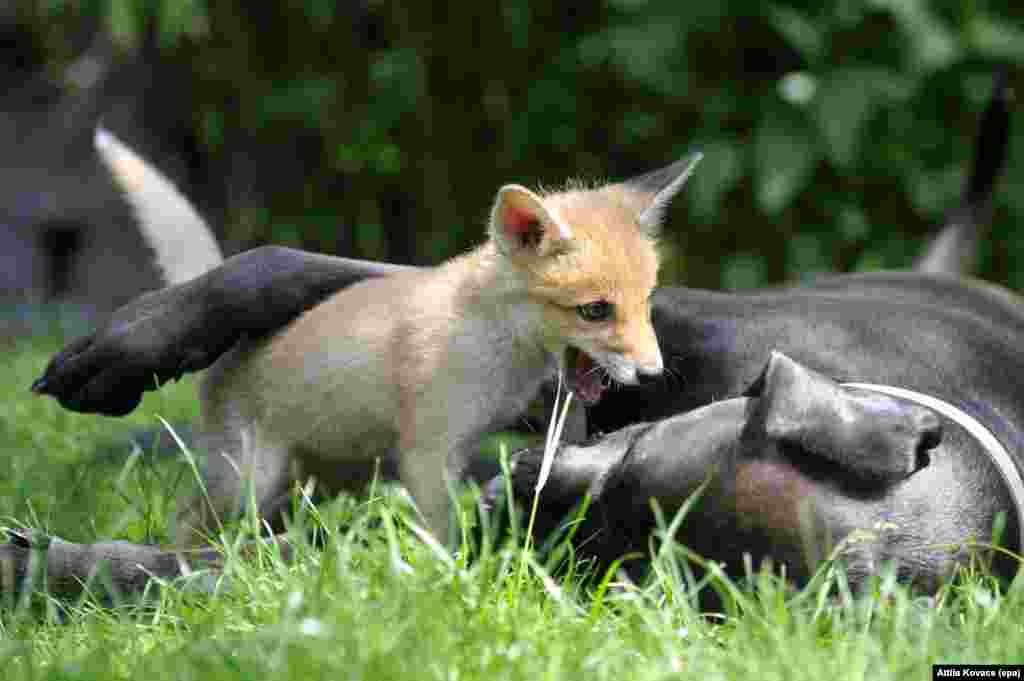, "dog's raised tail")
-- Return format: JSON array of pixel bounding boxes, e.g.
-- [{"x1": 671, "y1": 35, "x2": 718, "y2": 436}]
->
[
  {"x1": 95, "y1": 127, "x2": 224, "y2": 284},
  {"x1": 915, "y1": 70, "x2": 1012, "y2": 275}
]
